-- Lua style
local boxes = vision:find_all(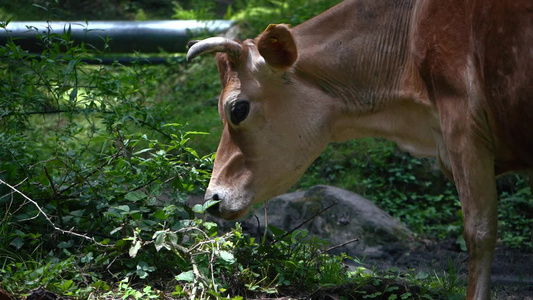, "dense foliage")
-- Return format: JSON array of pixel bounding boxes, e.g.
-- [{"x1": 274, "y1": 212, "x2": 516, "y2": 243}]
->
[
  {"x1": 0, "y1": 10, "x2": 213, "y2": 297},
  {"x1": 0, "y1": 1, "x2": 531, "y2": 299}
]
